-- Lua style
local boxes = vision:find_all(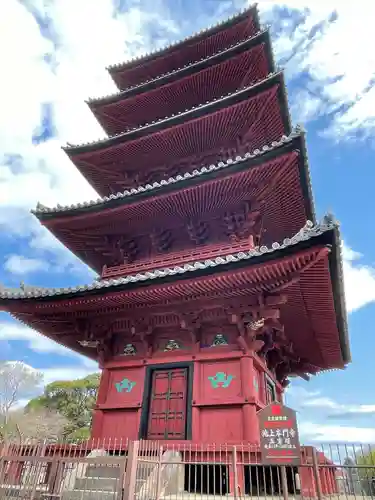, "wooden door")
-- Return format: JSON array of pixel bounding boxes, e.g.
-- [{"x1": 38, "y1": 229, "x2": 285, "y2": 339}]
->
[{"x1": 147, "y1": 368, "x2": 188, "y2": 440}]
